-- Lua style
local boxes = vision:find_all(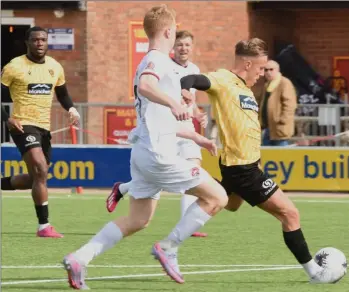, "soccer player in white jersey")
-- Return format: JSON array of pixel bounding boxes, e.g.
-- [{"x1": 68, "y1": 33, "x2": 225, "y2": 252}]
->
[
  {"x1": 172, "y1": 30, "x2": 209, "y2": 237},
  {"x1": 63, "y1": 5, "x2": 227, "y2": 289},
  {"x1": 106, "y1": 30, "x2": 209, "y2": 238}
]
